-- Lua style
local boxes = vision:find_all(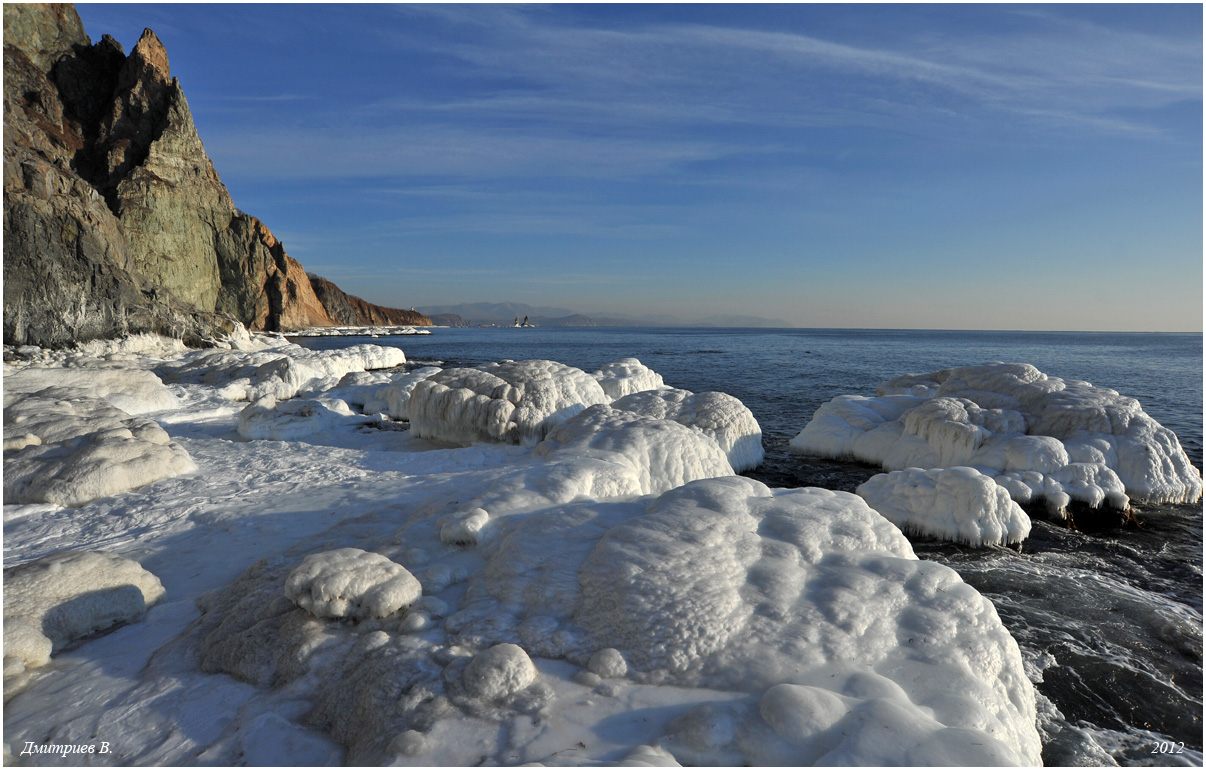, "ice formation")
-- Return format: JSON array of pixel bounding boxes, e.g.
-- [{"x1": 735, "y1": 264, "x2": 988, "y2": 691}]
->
[
  {"x1": 190, "y1": 476, "x2": 1040, "y2": 765},
  {"x1": 4, "y1": 367, "x2": 179, "y2": 414},
  {"x1": 409, "y1": 360, "x2": 608, "y2": 446},
  {"x1": 370, "y1": 367, "x2": 442, "y2": 420},
  {"x1": 4, "y1": 551, "x2": 164, "y2": 696},
  {"x1": 856, "y1": 466, "x2": 1032, "y2": 546},
  {"x1": 3, "y1": 372, "x2": 195, "y2": 507},
  {"x1": 3, "y1": 342, "x2": 1052, "y2": 766},
  {"x1": 460, "y1": 644, "x2": 539, "y2": 700},
  {"x1": 791, "y1": 362, "x2": 1202, "y2": 513},
  {"x1": 593, "y1": 358, "x2": 666, "y2": 400},
  {"x1": 612, "y1": 388, "x2": 764, "y2": 472},
  {"x1": 237, "y1": 396, "x2": 372, "y2": 441},
  {"x1": 532, "y1": 405, "x2": 734, "y2": 497},
  {"x1": 285, "y1": 548, "x2": 422, "y2": 621},
  {"x1": 158, "y1": 342, "x2": 406, "y2": 402}
]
